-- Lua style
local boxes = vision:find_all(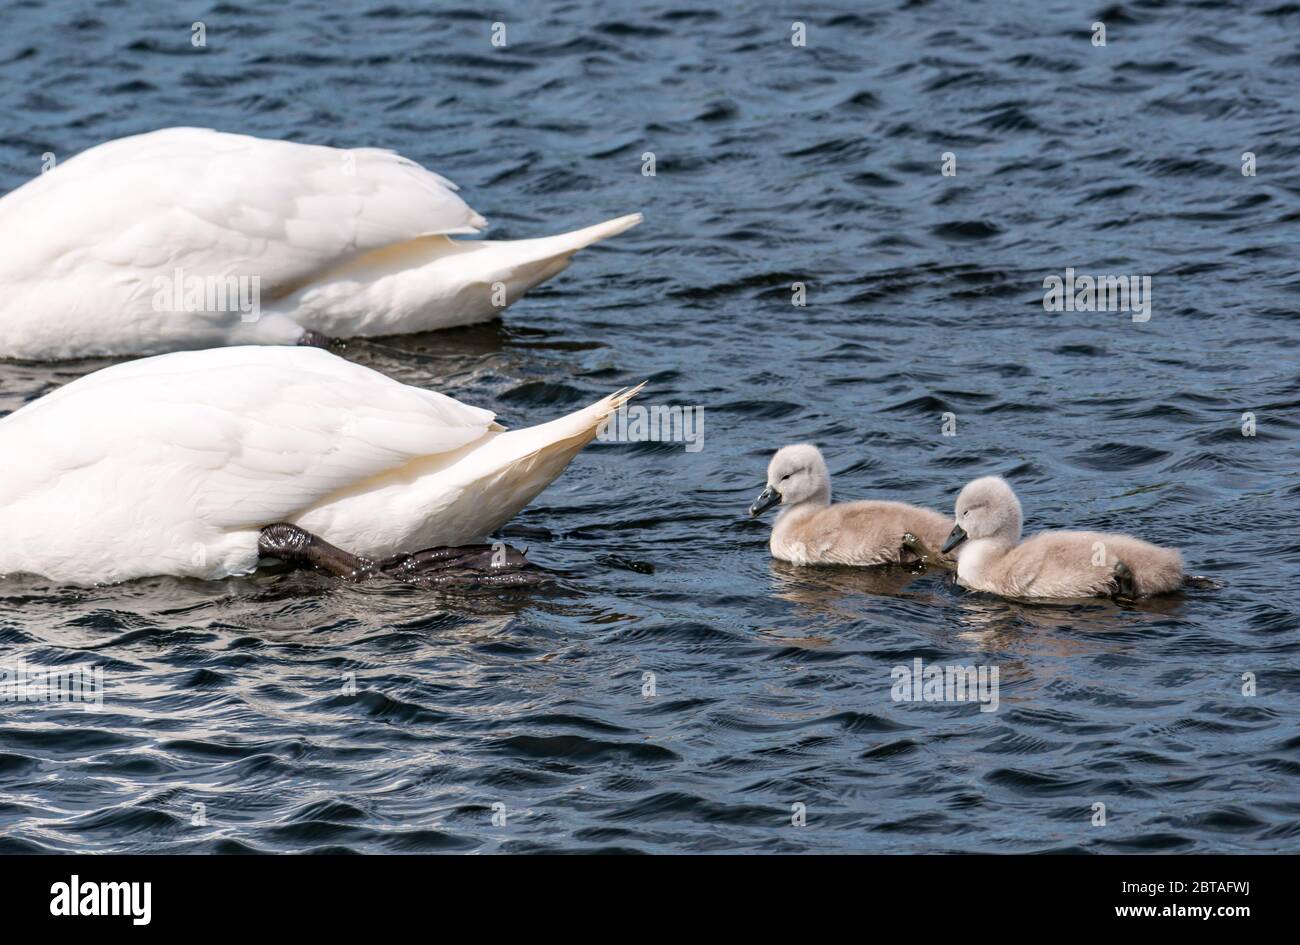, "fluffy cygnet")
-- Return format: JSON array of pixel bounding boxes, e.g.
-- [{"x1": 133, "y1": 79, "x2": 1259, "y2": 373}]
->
[
  {"x1": 748, "y1": 444, "x2": 953, "y2": 568},
  {"x1": 941, "y1": 476, "x2": 1186, "y2": 599}
]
